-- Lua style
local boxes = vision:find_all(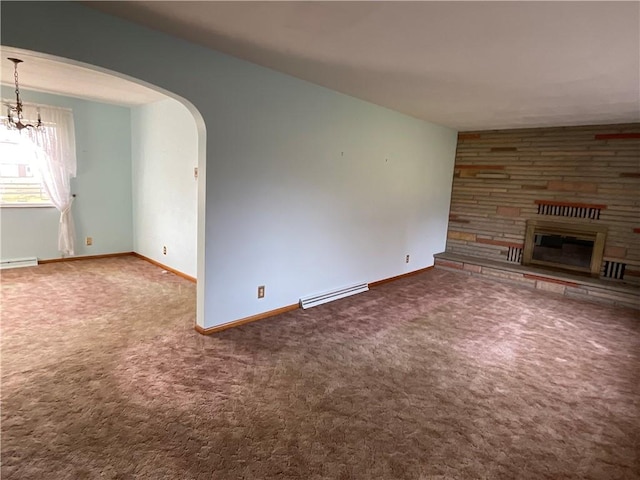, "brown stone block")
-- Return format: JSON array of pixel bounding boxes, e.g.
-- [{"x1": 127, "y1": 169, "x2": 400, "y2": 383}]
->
[
  {"x1": 463, "y1": 263, "x2": 482, "y2": 273},
  {"x1": 436, "y1": 259, "x2": 464, "y2": 270},
  {"x1": 448, "y1": 231, "x2": 477, "y2": 242},
  {"x1": 547, "y1": 181, "x2": 598, "y2": 193},
  {"x1": 475, "y1": 173, "x2": 510, "y2": 179},
  {"x1": 490, "y1": 147, "x2": 518, "y2": 152},
  {"x1": 521, "y1": 184, "x2": 549, "y2": 190},
  {"x1": 497, "y1": 206, "x2": 521, "y2": 217},
  {"x1": 540, "y1": 151, "x2": 614, "y2": 156},
  {"x1": 535, "y1": 281, "x2": 566, "y2": 294},
  {"x1": 481, "y1": 268, "x2": 525, "y2": 282},
  {"x1": 594, "y1": 133, "x2": 640, "y2": 140},
  {"x1": 449, "y1": 214, "x2": 470, "y2": 224},
  {"x1": 534, "y1": 200, "x2": 607, "y2": 209},
  {"x1": 476, "y1": 238, "x2": 524, "y2": 248},
  {"x1": 604, "y1": 246, "x2": 627, "y2": 258},
  {"x1": 456, "y1": 165, "x2": 505, "y2": 170},
  {"x1": 458, "y1": 133, "x2": 481, "y2": 140},
  {"x1": 565, "y1": 286, "x2": 591, "y2": 296},
  {"x1": 524, "y1": 274, "x2": 579, "y2": 287}
]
